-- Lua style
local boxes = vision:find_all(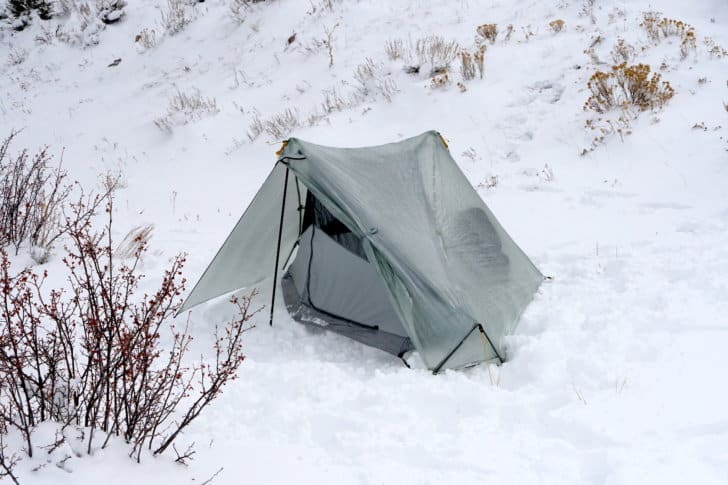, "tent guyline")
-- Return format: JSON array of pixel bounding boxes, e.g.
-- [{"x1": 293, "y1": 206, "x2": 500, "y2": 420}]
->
[{"x1": 180, "y1": 131, "x2": 543, "y2": 372}]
